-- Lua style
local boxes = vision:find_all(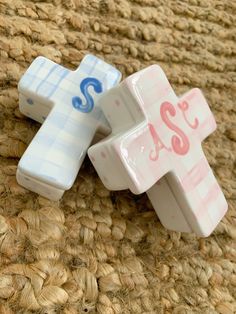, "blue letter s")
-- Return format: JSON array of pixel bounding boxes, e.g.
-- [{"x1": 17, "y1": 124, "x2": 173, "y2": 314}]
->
[{"x1": 72, "y1": 77, "x2": 103, "y2": 113}]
